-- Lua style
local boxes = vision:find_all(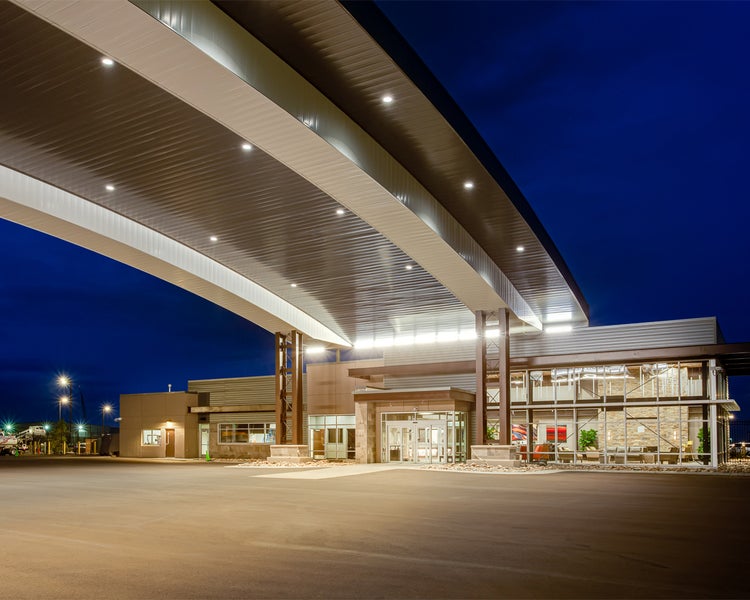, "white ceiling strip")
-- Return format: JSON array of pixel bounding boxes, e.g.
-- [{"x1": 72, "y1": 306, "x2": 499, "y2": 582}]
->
[{"x1": 0, "y1": 165, "x2": 350, "y2": 346}]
